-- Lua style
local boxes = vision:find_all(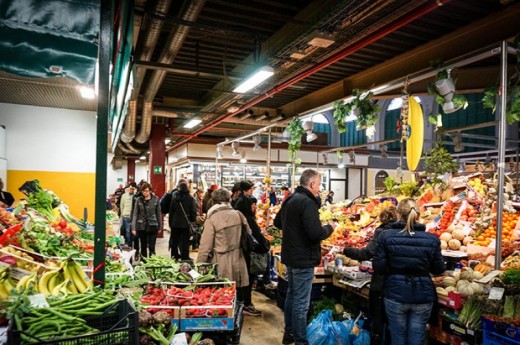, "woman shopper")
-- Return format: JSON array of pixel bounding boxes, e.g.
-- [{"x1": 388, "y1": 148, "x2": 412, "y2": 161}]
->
[
  {"x1": 340, "y1": 206, "x2": 396, "y2": 345},
  {"x1": 373, "y1": 198, "x2": 445, "y2": 345},
  {"x1": 169, "y1": 180, "x2": 198, "y2": 261},
  {"x1": 234, "y1": 195, "x2": 270, "y2": 315},
  {"x1": 196, "y1": 188, "x2": 250, "y2": 309},
  {"x1": 131, "y1": 183, "x2": 162, "y2": 260}
]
